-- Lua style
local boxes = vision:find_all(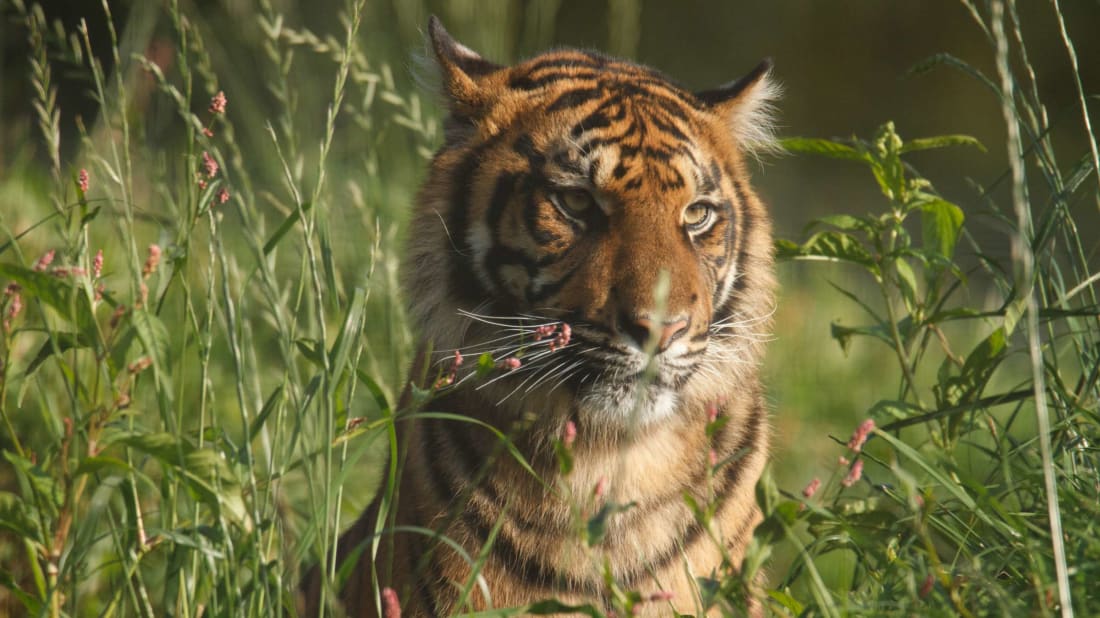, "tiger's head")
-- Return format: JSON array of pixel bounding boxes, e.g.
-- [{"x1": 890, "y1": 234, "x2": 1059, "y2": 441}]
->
[{"x1": 405, "y1": 17, "x2": 777, "y2": 430}]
